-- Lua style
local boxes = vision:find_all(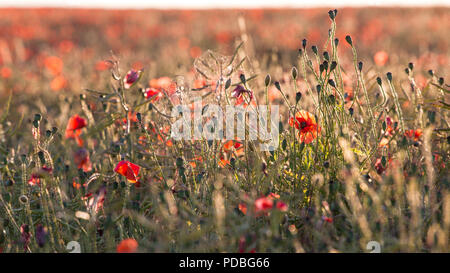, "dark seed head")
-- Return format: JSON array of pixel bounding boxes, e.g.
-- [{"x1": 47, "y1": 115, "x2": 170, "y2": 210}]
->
[
  {"x1": 295, "y1": 92, "x2": 302, "y2": 103},
  {"x1": 302, "y1": 39, "x2": 307, "y2": 49},
  {"x1": 311, "y1": 45, "x2": 318, "y2": 55},
  {"x1": 345, "y1": 35, "x2": 353, "y2": 46},
  {"x1": 386, "y1": 72, "x2": 393, "y2": 82},
  {"x1": 265, "y1": 74, "x2": 271, "y2": 87},
  {"x1": 328, "y1": 79, "x2": 336, "y2": 88},
  {"x1": 376, "y1": 77, "x2": 382, "y2": 86}
]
